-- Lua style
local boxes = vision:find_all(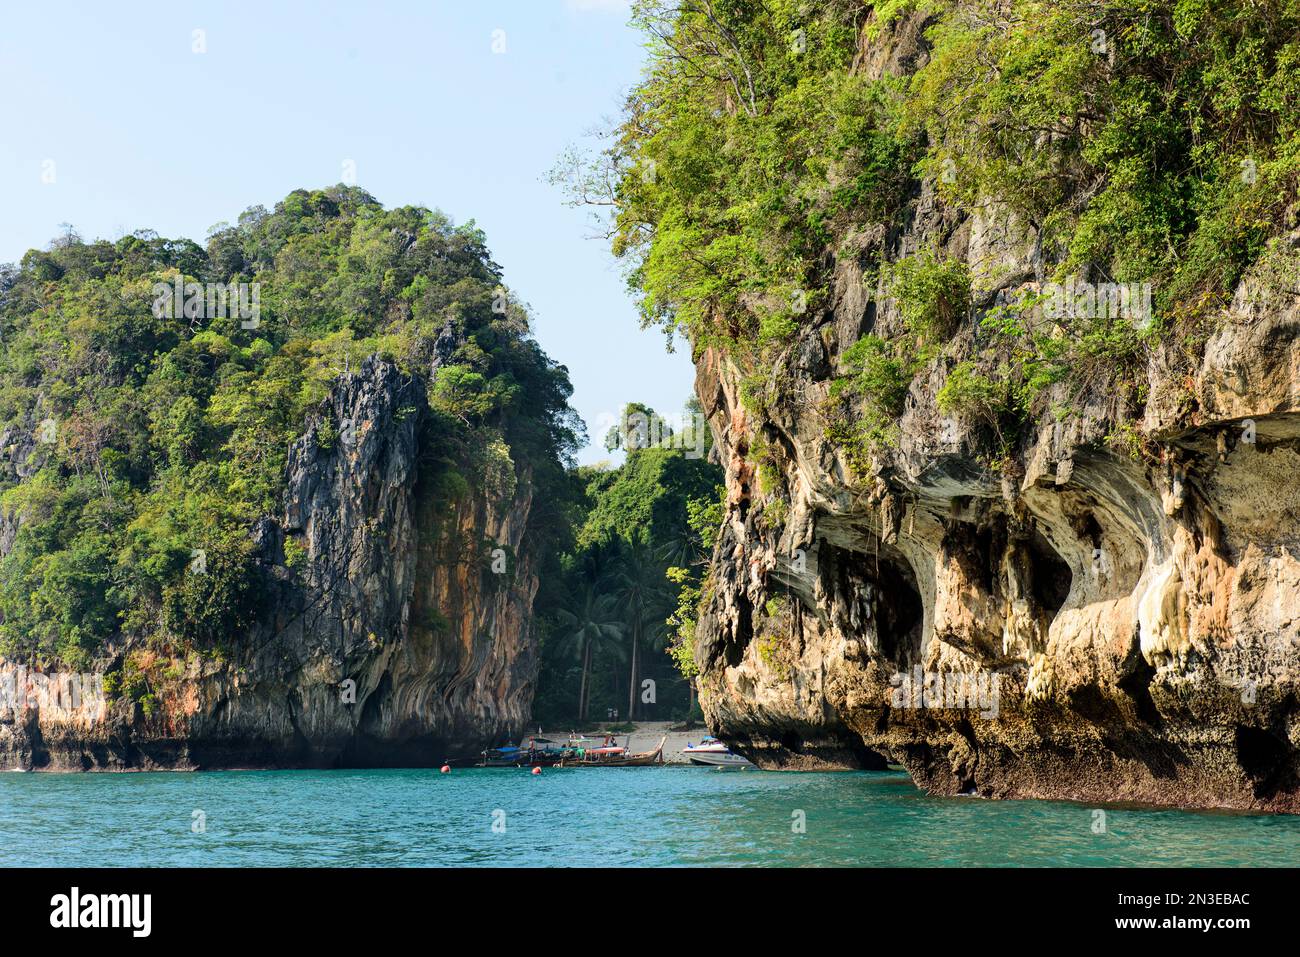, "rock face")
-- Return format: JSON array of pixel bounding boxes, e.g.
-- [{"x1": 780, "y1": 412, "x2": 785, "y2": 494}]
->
[
  {"x1": 693, "y1": 19, "x2": 1300, "y2": 813},
  {"x1": 0, "y1": 356, "x2": 539, "y2": 769}
]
